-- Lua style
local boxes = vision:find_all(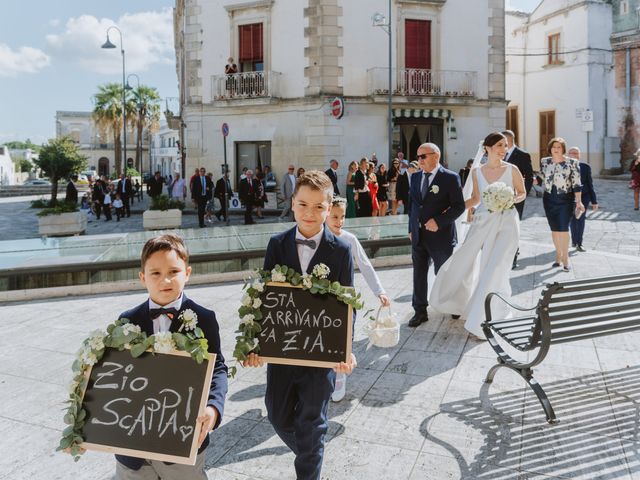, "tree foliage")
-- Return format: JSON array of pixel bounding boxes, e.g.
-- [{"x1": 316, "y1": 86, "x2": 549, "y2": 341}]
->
[{"x1": 35, "y1": 136, "x2": 87, "y2": 204}]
